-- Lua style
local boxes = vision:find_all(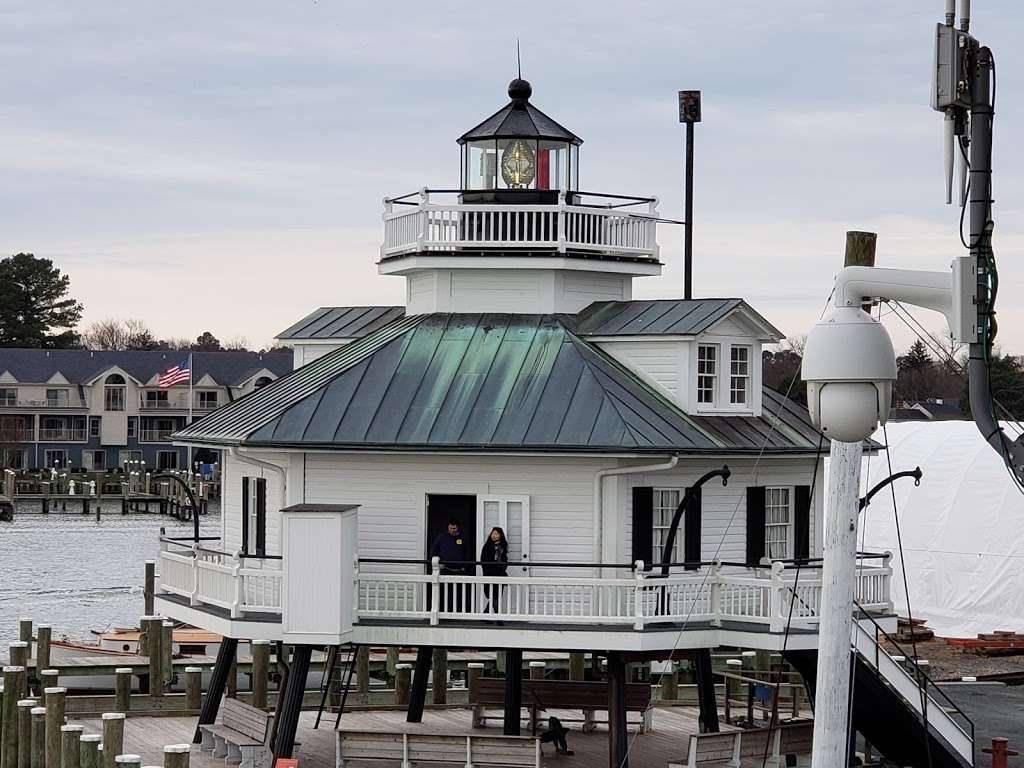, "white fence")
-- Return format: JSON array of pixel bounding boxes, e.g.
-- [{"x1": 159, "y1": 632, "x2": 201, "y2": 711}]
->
[
  {"x1": 158, "y1": 545, "x2": 283, "y2": 618},
  {"x1": 382, "y1": 194, "x2": 659, "y2": 259},
  {"x1": 355, "y1": 558, "x2": 893, "y2": 632}
]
